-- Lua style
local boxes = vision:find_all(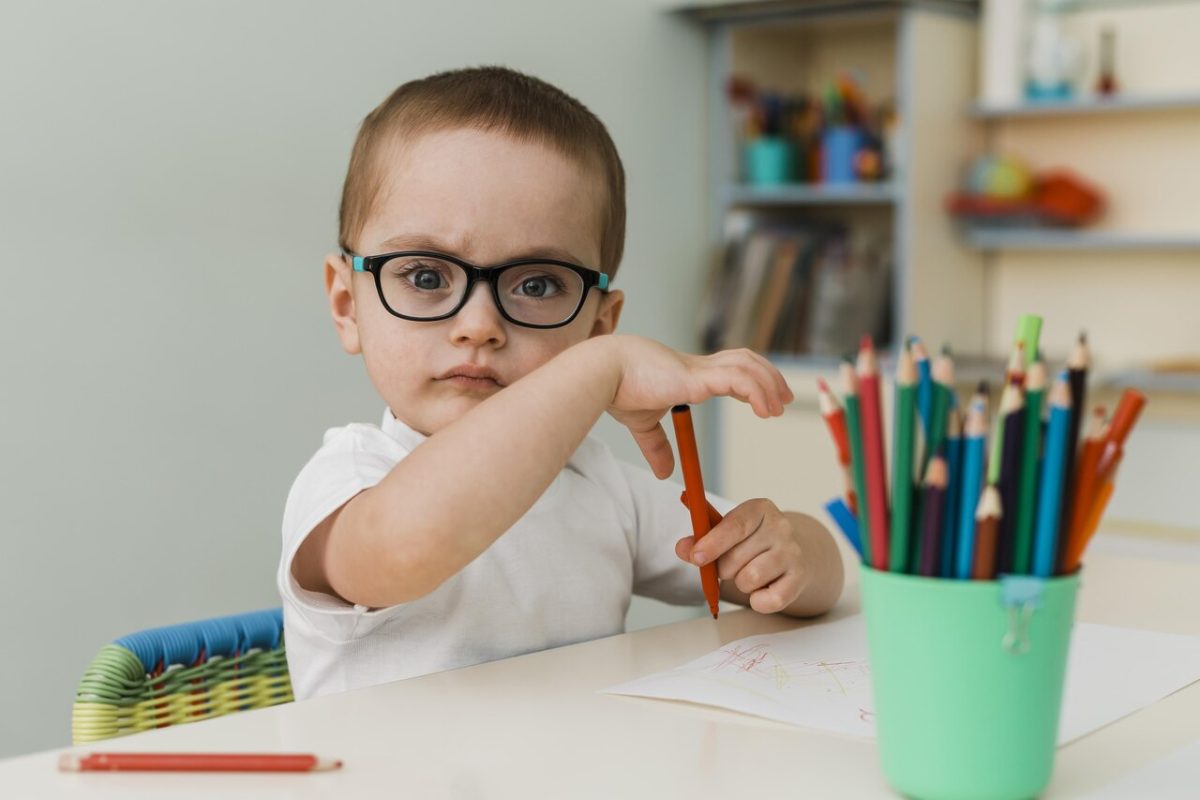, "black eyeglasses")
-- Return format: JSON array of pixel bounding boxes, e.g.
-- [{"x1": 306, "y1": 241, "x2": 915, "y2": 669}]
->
[{"x1": 347, "y1": 250, "x2": 610, "y2": 329}]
